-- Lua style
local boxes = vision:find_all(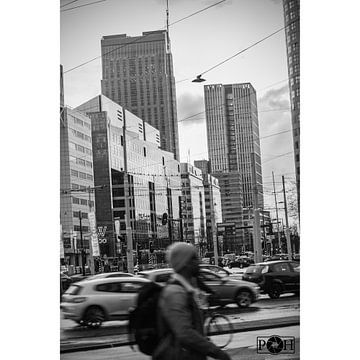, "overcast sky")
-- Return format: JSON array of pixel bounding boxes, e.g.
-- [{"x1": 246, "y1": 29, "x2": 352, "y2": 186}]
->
[{"x1": 60, "y1": 0, "x2": 297, "y2": 224}]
